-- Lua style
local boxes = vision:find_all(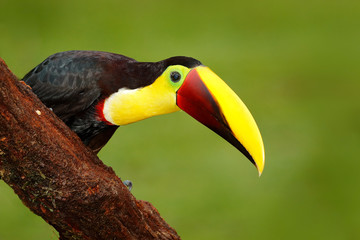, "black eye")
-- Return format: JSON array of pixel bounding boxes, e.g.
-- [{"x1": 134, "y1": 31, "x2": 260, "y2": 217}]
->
[{"x1": 170, "y1": 71, "x2": 181, "y2": 82}]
